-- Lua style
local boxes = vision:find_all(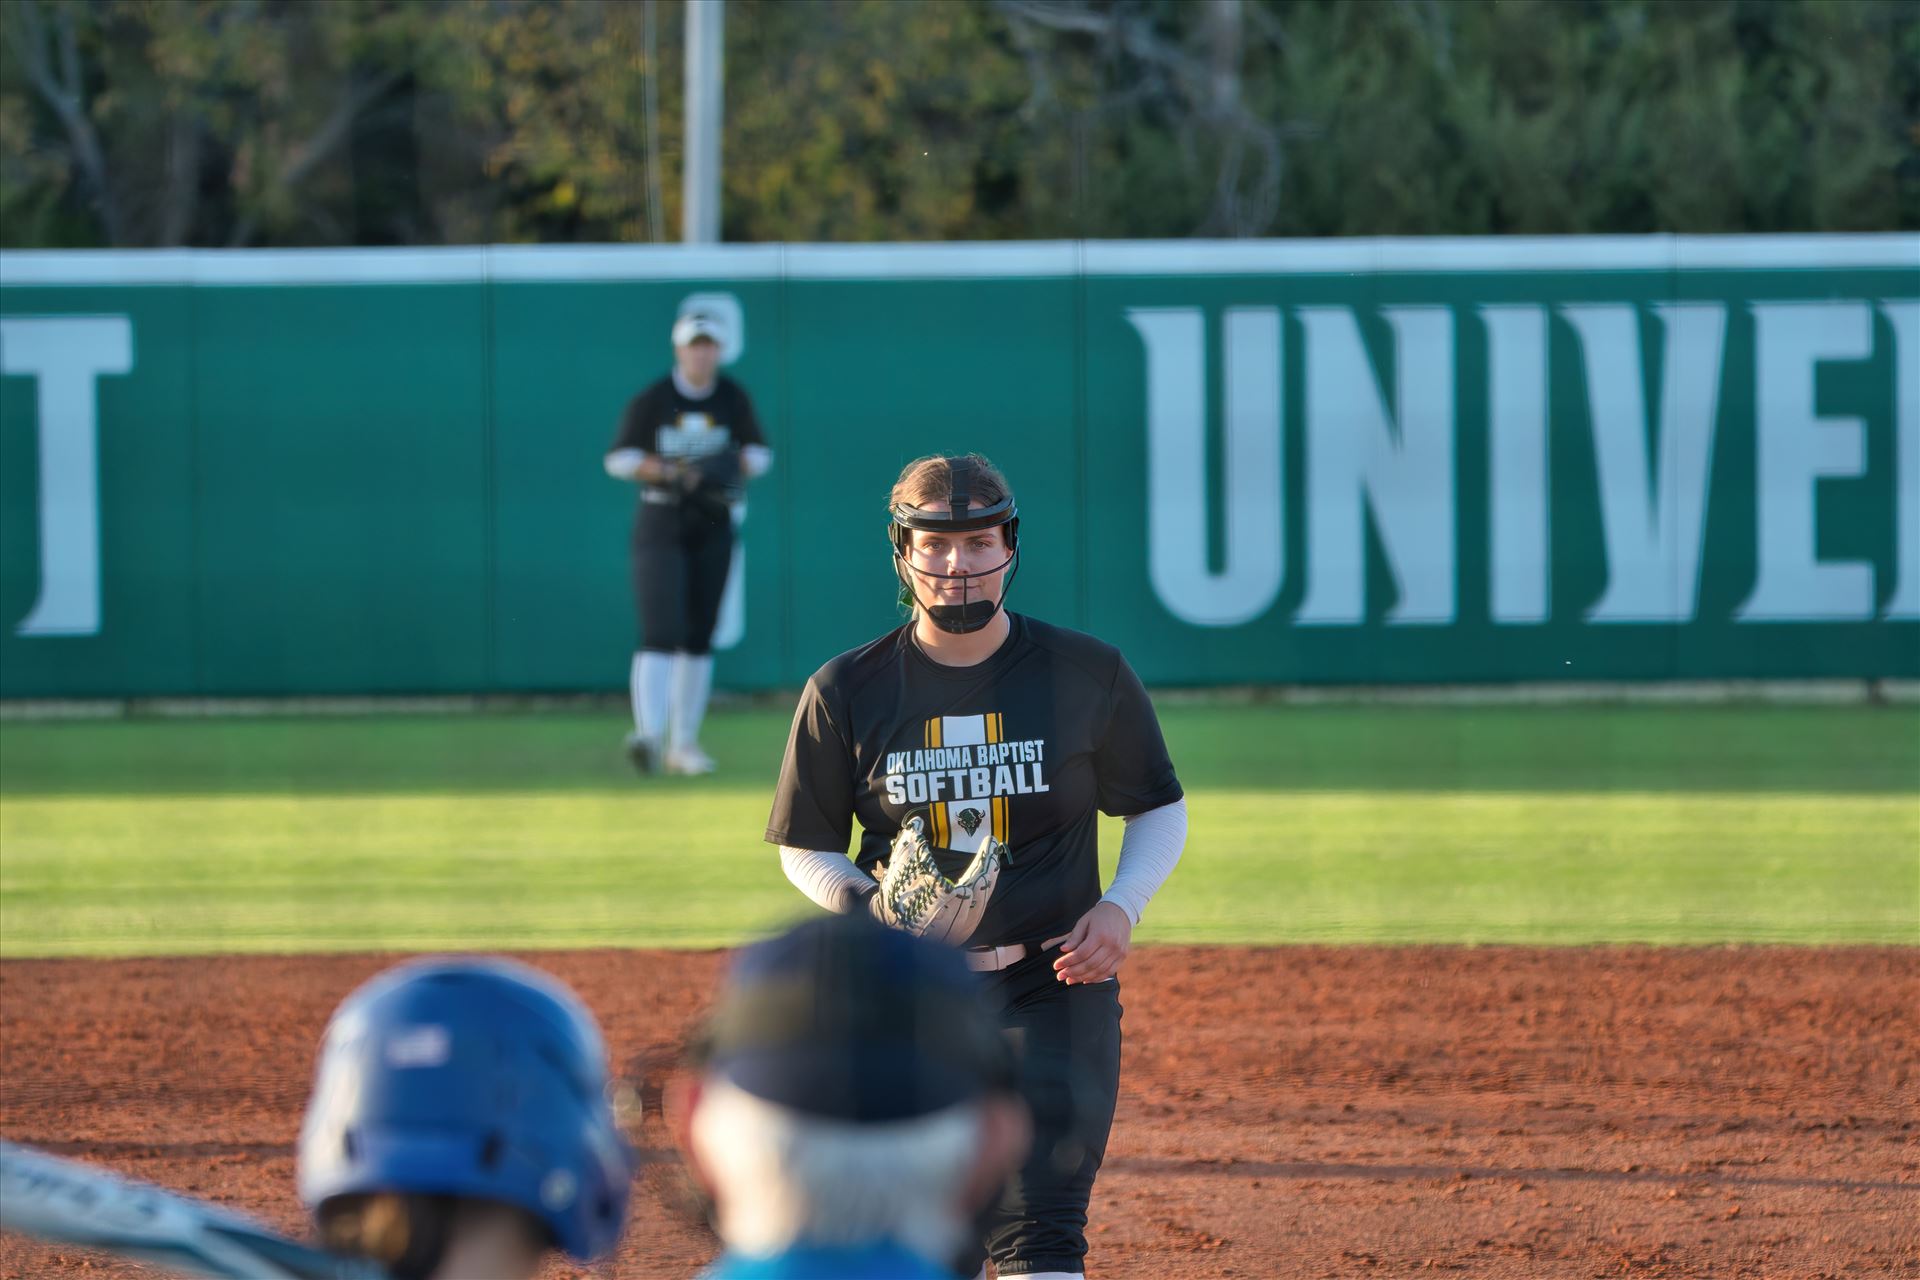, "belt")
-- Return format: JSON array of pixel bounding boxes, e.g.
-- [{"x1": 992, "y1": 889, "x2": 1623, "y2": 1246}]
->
[{"x1": 963, "y1": 943, "x2": 1028, "y2": 972}]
